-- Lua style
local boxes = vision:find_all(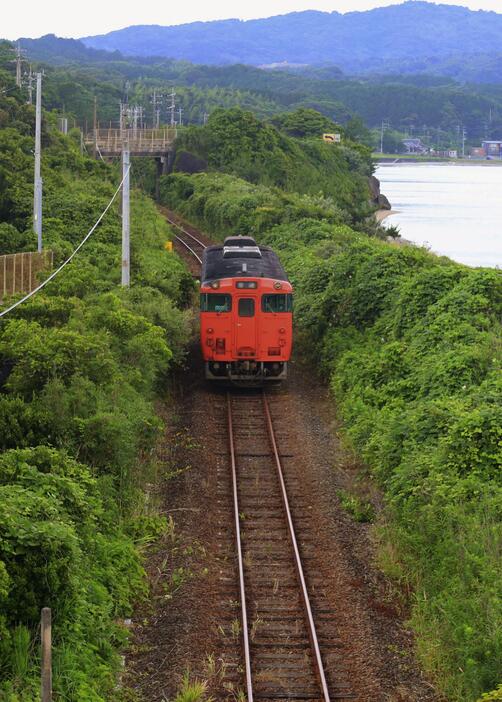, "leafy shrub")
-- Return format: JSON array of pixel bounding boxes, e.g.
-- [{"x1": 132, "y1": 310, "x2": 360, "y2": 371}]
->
[
  {"x1": 0, "y1": 62, "x2": 191, "y2": 700},
  {"x1": 261, "y1": 216, "x2": 502, "y2": 701}
]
